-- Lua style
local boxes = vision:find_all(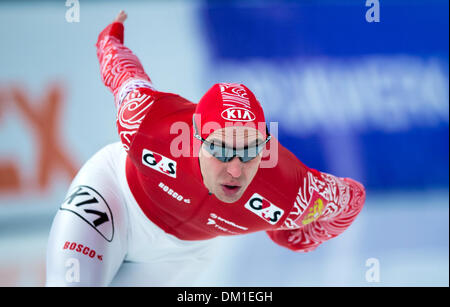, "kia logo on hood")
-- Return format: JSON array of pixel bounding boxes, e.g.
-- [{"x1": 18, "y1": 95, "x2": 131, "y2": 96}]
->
[{"x1": 221, "y1": 107, "x2": 256, "y2": 122}]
